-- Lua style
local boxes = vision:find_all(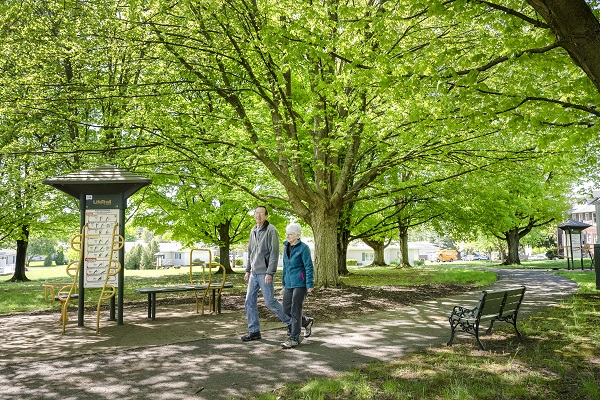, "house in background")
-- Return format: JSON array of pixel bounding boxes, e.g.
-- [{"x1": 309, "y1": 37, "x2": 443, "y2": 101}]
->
[
  {"x1": 154, "y1": 242, "x2": 218, "y2": 268},
  {"x1": 558, "y1": 191, "x2": 599, "y2": 258},
  {"x1": 346, "y1": 241, "x2": 440, "y2": 265},
  {"x1": 0, "y1": 249, "x2": 16, "y2": 275}
]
